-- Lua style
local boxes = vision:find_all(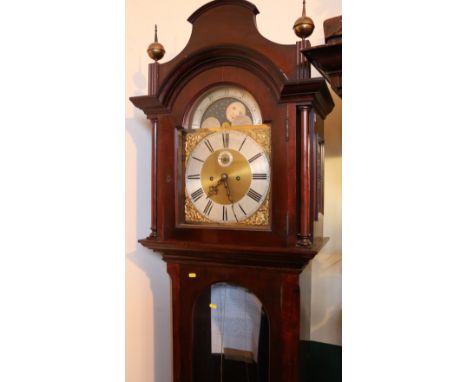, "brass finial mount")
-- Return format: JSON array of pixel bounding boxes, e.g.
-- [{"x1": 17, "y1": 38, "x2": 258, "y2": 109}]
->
[
  {"x1": 147, "y1": 24, "x2": 166, "y2": 61},
  {"x1": 293, "y1": 0, "x2": 315, "y2": 40}
]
